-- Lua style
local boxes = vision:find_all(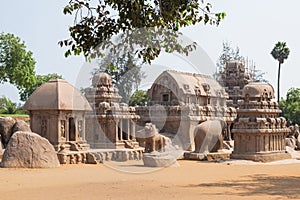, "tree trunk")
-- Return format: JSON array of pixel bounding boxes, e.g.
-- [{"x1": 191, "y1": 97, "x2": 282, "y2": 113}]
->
[{"x1": 277, "y1": 62, "x2": 281, "y2": 104}]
